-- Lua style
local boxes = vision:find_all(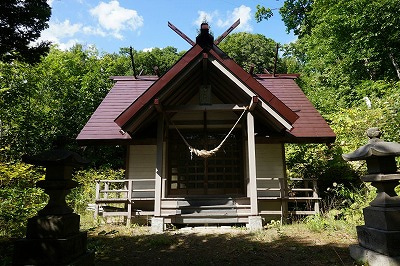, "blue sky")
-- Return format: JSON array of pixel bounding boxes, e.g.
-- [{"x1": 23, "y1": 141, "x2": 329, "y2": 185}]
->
[{"x1": 42, "y1": 0, "x2": 296, "y2": 53}]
